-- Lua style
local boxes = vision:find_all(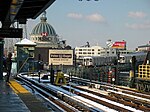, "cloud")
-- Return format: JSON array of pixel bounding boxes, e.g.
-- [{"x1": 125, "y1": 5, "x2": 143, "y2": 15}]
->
[
  {"x1": 67, "y1": 12, "x2": 106, "y2": 23},
  {"x1": 67, "y1": 13, "x2": 83, "y2": 19},
  {"x1": 126, "y1": 22, "x2": 150, "y2": 30},
  {"x1": 128, "y1": 11, "x2": 147, "y2": 18},
  {"x1": 86, "y1": 13, "x2": 105, "y2": 22}
]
